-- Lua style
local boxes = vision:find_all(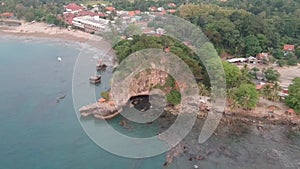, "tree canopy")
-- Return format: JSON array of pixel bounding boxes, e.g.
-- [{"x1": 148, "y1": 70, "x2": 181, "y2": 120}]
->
[
  {"x1": 285, "y1": 77, "x2": 300, "y2": 113},
  {"x1": 263, "y1": 67, "x2": 280, "y2": 82},
  {"x1": 234, "y1": 84, "x2": 259, "y2": 109},
  {"x1": 178, "y1": 2, "x2": 300, "y2": 57}
]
